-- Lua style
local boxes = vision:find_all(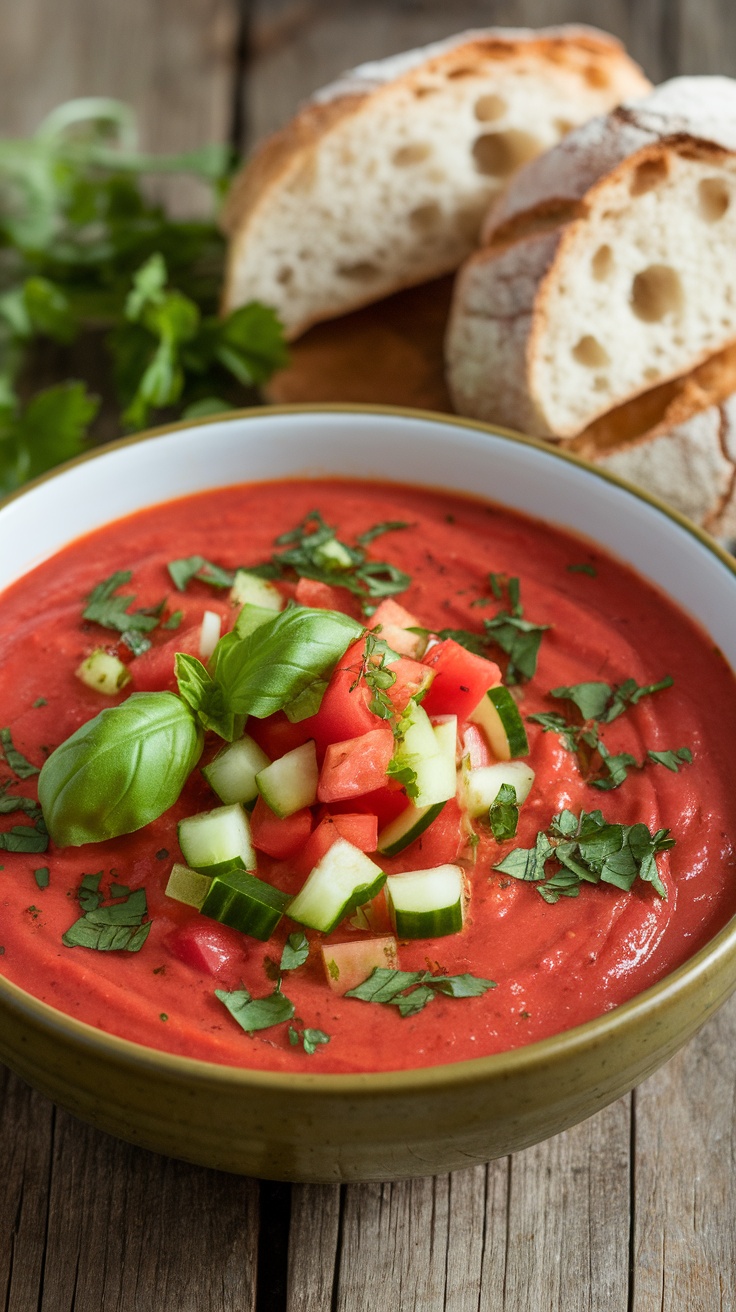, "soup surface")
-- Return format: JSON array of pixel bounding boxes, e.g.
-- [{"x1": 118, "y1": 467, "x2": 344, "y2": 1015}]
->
[{"x1": 1, "y1": 478, "x2": 735, "y2": 1073}]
